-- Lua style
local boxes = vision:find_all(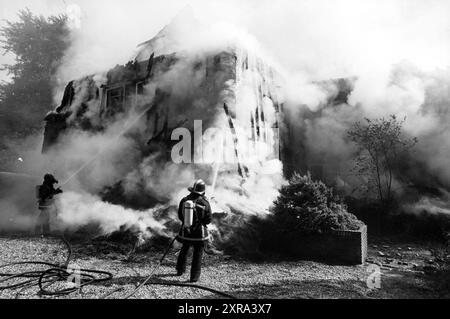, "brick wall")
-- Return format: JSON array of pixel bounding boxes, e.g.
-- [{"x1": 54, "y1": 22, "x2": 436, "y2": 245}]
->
[{"x1": 283, "y1": 225, "x2": 367, "y2": 265}]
